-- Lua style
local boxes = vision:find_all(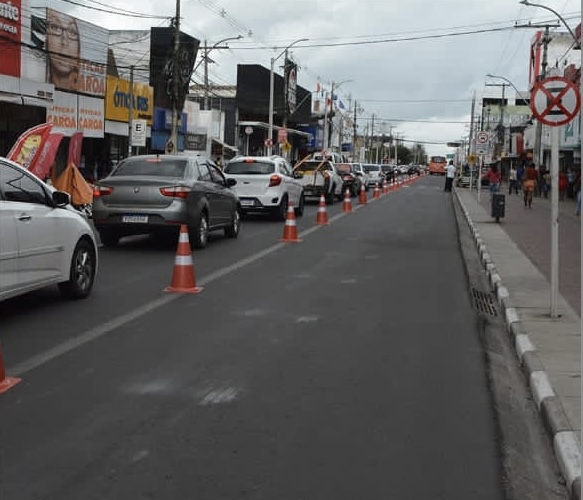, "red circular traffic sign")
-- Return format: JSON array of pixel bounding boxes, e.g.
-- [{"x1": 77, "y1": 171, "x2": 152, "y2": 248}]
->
[
  {"x1": 264, "y1": 138, "x2": 273, "y2": 147},
  {"x1": 530, "y1": 76, "x2": 581, "y2": 127}
]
